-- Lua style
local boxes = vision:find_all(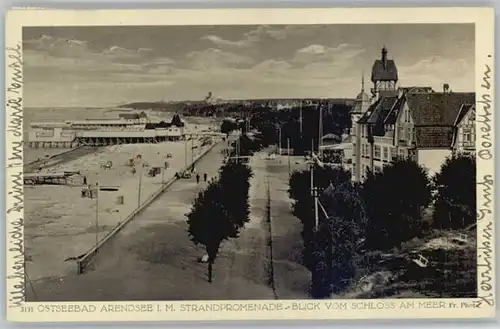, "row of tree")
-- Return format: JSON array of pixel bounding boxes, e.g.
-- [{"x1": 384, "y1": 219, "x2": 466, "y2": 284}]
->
[
  {"x1": 288, "y1": 154, "x2": 476, "y2": 297},
  {"x1": 186, "y1": 161, "x2": 254, "y2": 282},
  {"x1": 218, "y1": 102, "x2": 352, "y2": 155}
]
